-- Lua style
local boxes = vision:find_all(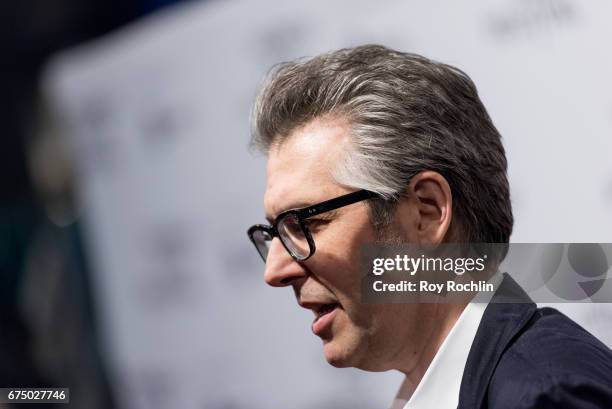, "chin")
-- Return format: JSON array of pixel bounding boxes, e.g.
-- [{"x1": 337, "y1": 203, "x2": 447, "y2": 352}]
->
[
  {"x1": 323, "y1": 343, "x2": 354, "y2": 368},
  {"x1": 322, "y1": 332, "x2": 393, "y2": 372},
  {"x1": 321, "y1": 332, "x2": 368, "y2": 369}
]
